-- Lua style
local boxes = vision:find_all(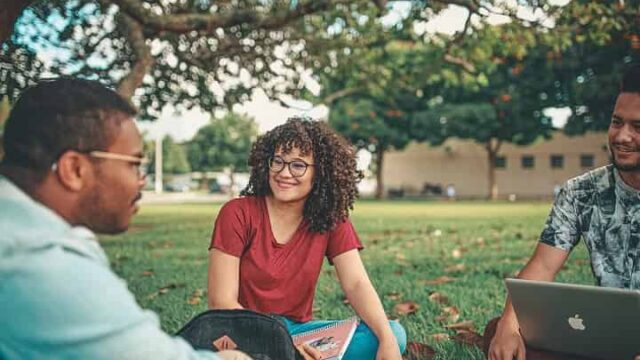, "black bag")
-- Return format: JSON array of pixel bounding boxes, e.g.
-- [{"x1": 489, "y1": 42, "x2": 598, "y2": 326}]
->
[{"x1": 176, "y1": 309, "x2": 304, "y2": 360}]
